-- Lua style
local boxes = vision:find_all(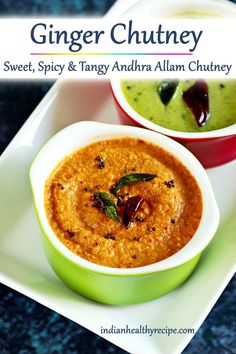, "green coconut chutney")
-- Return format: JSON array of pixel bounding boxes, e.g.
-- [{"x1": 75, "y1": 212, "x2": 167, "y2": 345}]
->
[{"x1": 121, "y1": 80, "x2": 236, "y2": 132}]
